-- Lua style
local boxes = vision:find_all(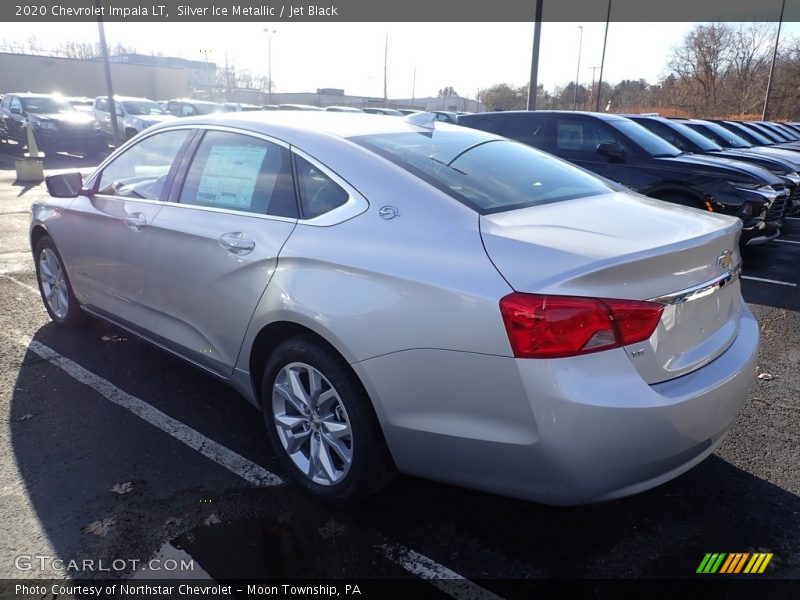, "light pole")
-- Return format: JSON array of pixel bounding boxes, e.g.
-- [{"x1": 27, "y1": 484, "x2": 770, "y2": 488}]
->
[
  {"x1": 200, "y1": 49, "x2": 212, "y2": 89},
  {"x1": 763, "y1": 0, "x2": 785, "y2": 120},
  {"x1": 263, "y1": 28, "x2": 277, "y2": 104},
  {"x1": 572, "y1": 25, "x2": 583, "y2": 111},
  {"x1": 595, "y1": 0, "x2": 612, "y2": 112}
]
